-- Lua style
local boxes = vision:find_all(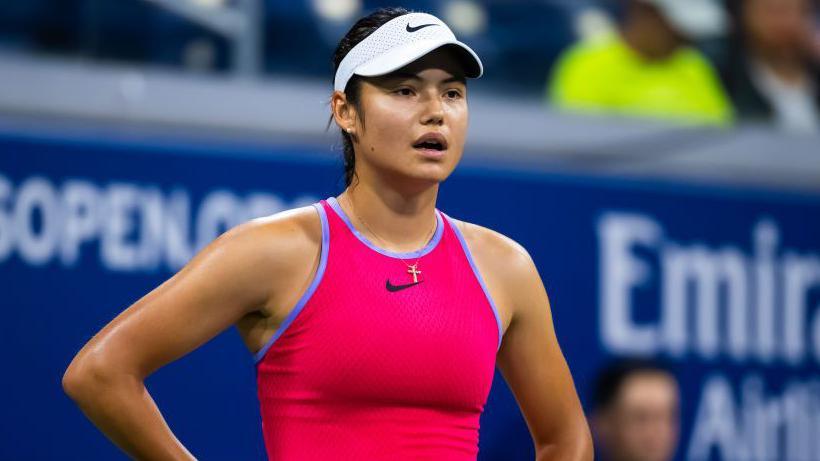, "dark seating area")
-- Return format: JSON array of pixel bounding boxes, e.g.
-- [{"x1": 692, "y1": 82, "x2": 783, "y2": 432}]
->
[{"x1": 0, "y1": 0, "x2": 578, "y2": 94}]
